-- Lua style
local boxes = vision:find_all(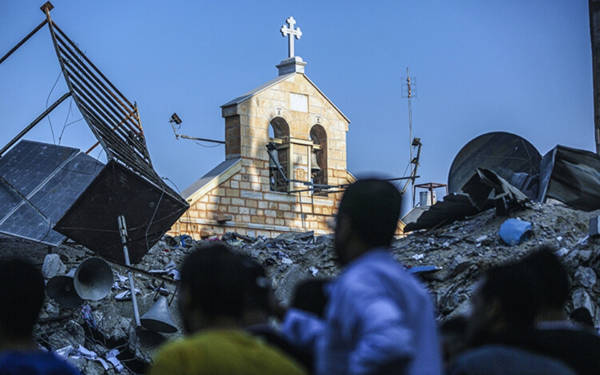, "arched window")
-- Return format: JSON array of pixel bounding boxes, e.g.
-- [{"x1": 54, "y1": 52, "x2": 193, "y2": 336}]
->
[
  {"x1": 310, "y1": 125, "x2": 327, "y2": 187},
  {"x1": 268, "y1": 117, "x2": 290, "y2": 192}
]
